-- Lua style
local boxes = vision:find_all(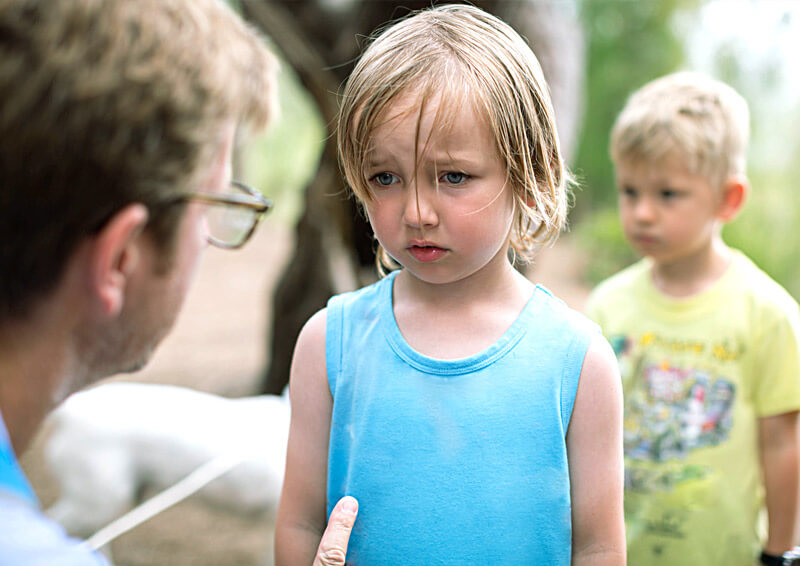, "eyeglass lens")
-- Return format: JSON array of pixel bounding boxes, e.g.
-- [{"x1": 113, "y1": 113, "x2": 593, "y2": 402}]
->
[{"x1": 204, "y1": 184, "x2": 259, "y2": 247}]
